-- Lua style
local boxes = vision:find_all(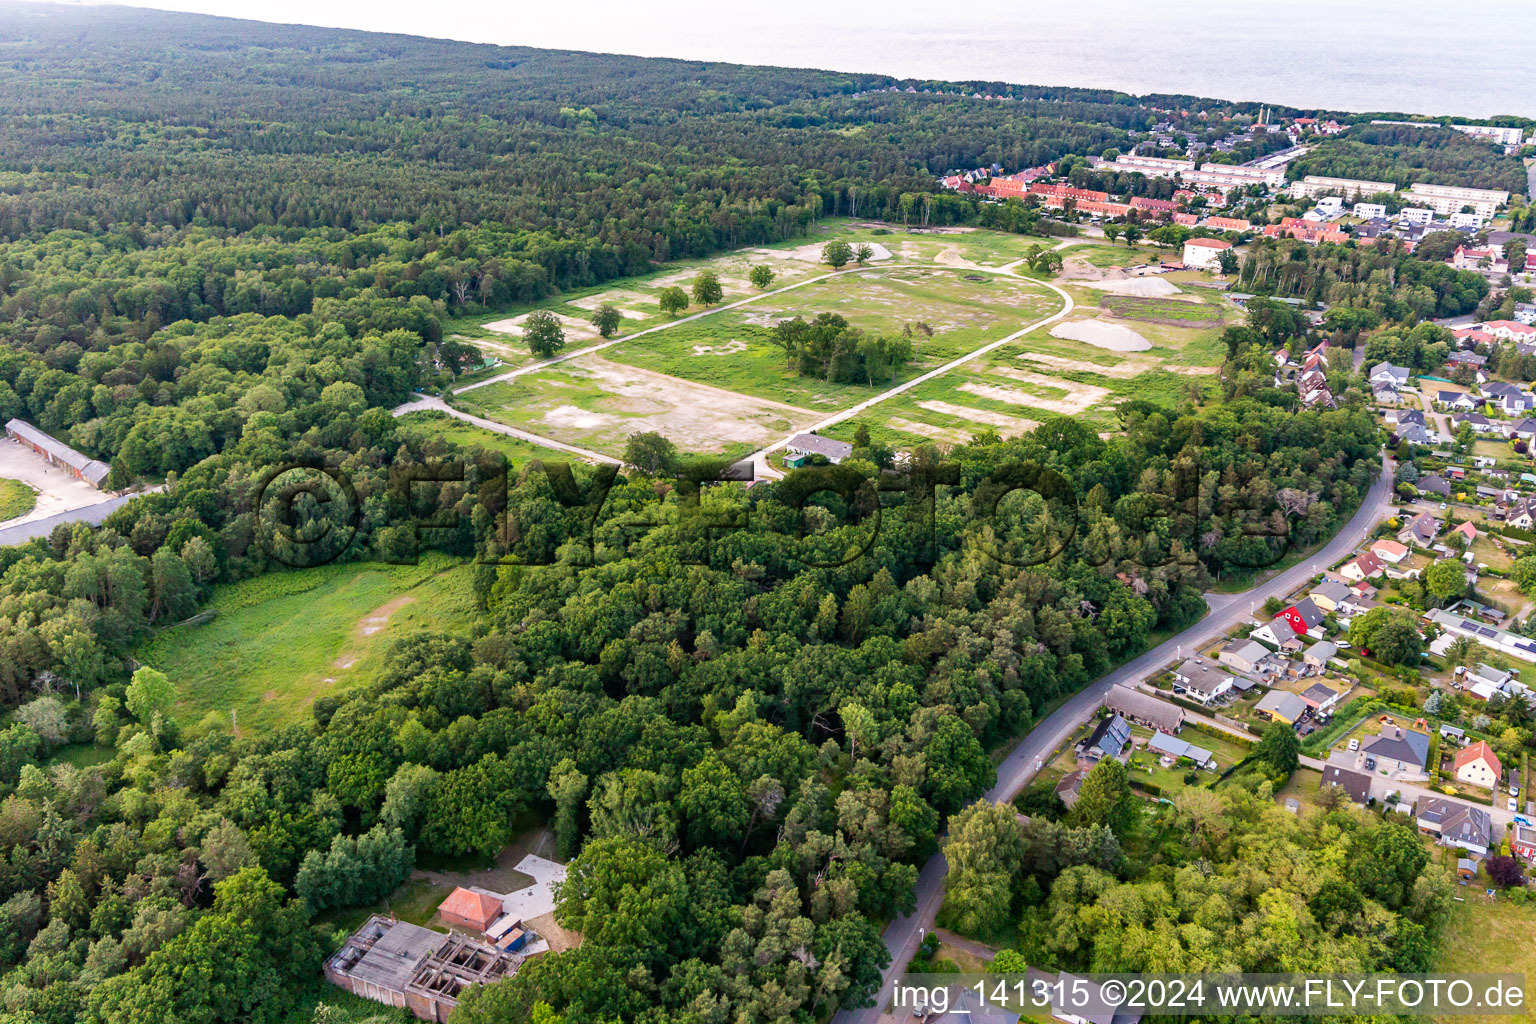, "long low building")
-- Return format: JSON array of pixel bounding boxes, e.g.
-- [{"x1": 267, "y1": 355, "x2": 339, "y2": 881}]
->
[
  {"x1": 1405, "y1": 182, "x2": 1509, "y2": 219},
  {"x1": 1289, "y1": 175, "x2": 1396, "y2": 200},
  {"x1": 1425, "y1": 608, "x2": 1536, "y2": 663},
  {"x1": 5, "y1": 418, "x2": 110, "y2": 488}
]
